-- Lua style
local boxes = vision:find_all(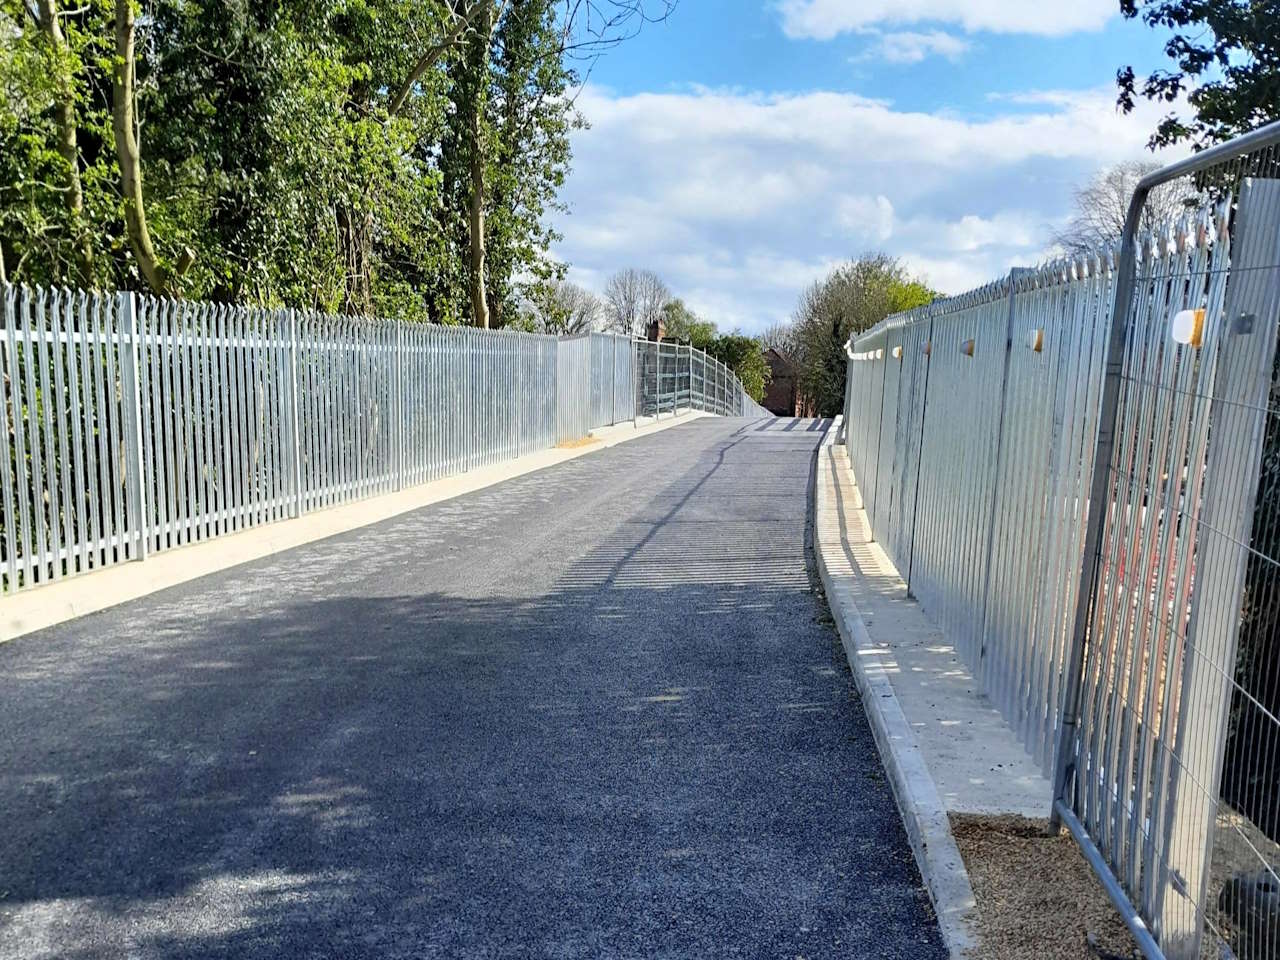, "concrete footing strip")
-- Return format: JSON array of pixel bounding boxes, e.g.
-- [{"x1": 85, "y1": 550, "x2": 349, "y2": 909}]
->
[
  {"x1": 1, "y1": 412, "x2": 707, "y2": 643},
  {"x1": 813, "y1": 419, "x2": 978, "y2": 959}
]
